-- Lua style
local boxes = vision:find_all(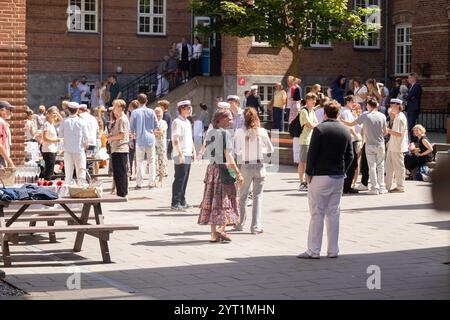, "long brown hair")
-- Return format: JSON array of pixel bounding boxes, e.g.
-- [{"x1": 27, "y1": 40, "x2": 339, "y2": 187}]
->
[{"x1": 244, "y1": 107, "x2": 260, "y2": 130}]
